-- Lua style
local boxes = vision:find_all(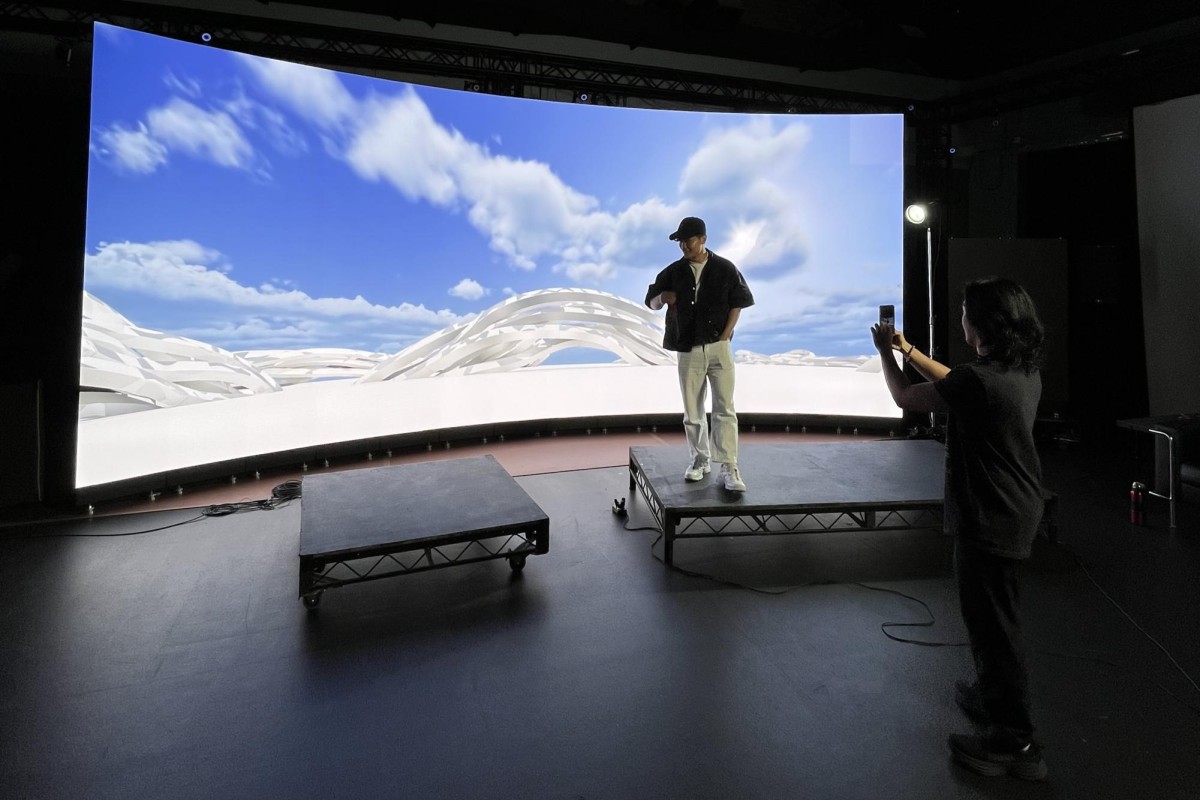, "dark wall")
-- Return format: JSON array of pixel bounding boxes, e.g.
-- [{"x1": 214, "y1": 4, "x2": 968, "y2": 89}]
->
[
  {"x1": 1018, "y1": 139, "x2": 1149, "y2": 443},
  {"x1": 948, "y1": 99, "x2": 1151, "y2": 447},
  {"x1": 0, "y1": 58, "x2": 91, "y2": 507},
  {"x1": 945, "y1": 237, "x2": 1070, "y2": 415}
]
